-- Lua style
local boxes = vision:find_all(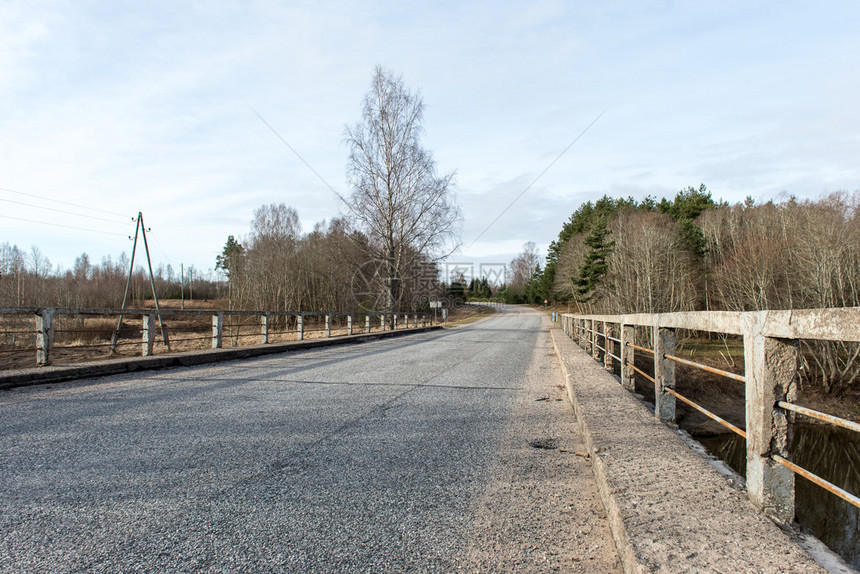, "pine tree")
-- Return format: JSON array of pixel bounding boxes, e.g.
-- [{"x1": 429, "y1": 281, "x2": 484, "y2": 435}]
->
[{"x1": 574, "y1": 215, "x2": 614, "y2": 301}]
